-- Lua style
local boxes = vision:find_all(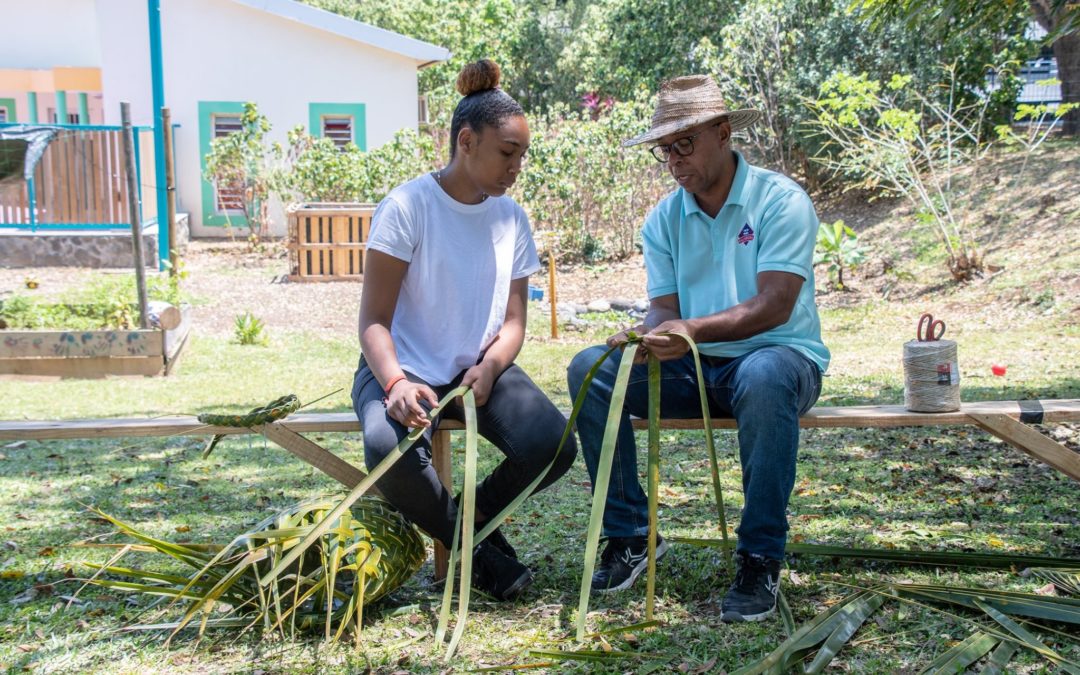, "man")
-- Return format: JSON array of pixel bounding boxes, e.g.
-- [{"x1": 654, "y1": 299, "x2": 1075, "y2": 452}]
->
[{"x1": 567, "y1": 75, "x2": 828, "y2": 622}]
